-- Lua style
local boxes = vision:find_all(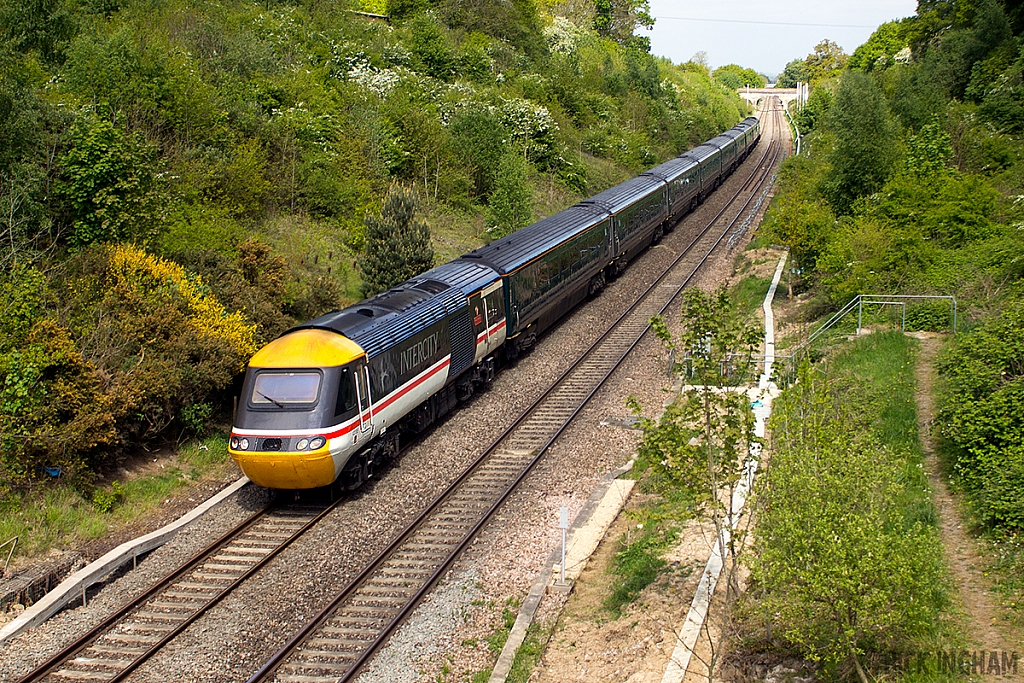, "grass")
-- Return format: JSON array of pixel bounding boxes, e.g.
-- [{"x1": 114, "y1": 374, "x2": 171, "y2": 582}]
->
[
  {"x1": 603, "y1": 524, "x2": 671, "y2": 617},
  {"x1": 730, "y1": 274, "x2": 772, "y2": 319},
  {"x1": 484, "y1": 602, "x2": 519, "y2": 653},
  {"x1": 602, "y1": 484, "x2": 689, "y2": 617},
  {"x1": 507, "y1": 622, "x2": 554, "y2": 683},
  {"x1": 0, "y1": 434, "x2": 234, "y2": 566}
]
